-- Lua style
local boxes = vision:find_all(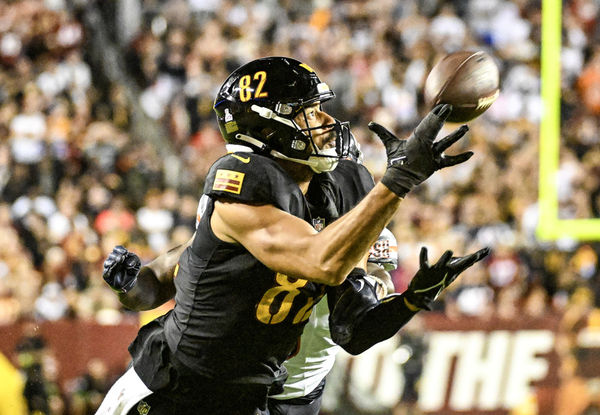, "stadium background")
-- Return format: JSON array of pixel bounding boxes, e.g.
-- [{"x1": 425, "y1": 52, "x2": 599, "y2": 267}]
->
[{"x1": 0, "y1": 0, "x2": 599, "y2": 414}]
